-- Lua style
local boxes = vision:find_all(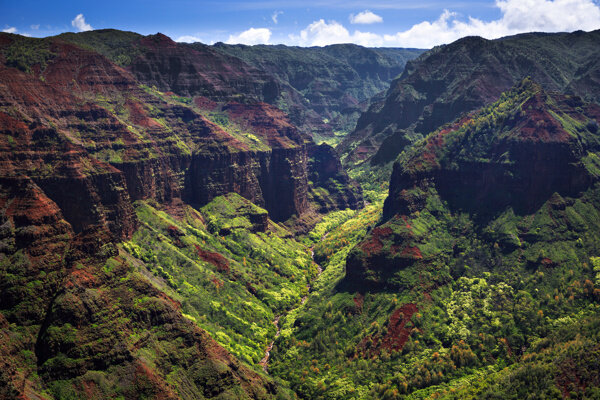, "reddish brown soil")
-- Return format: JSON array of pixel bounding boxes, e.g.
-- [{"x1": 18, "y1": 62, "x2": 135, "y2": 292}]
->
[
  {"x1": 358, "y1": 303, "x2": 419, "y2": 356},
  {"x1": 211, "y1": 277, "x2": 224, "y2": 290},
  {"x1": 167, "y1": 225, "x2": 183, "y2": 238},
  {"x1": 126, "y1": 100, "x2": 163, "y2": 129},
  {"x1": 360, "y1": 226, "x2": 392, "y2": 255},
  {"x1": 540, "y1": 257, "x2": 556, "y2": 267},
  {"x1": 195, "y1": 244, "x2": 230, "y2": 273},
  {"x1": 413, "y1": 116, "x2": 473, "y2": 171},
  {"x1": 515, "y1": 94, "x2": 571, "y2": 142},
  {"x1": 400, "y1": 246, "x2": 423, "y2": 259},
  {"x1": 555, "y1": 345, "x2": 600, "y2": 398},
  {"x1": 194, "y1": 96, "x2": 218, "y2": 110},
  {"x1": 134, "y1": 362, "x2": 179, "y2": 400},
  {"x1": 353, "y1": 293, "x2": 364, "y2": 313},
  {"x1": 379, "y1": 303, "x2": 419, "y2": 352}
]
